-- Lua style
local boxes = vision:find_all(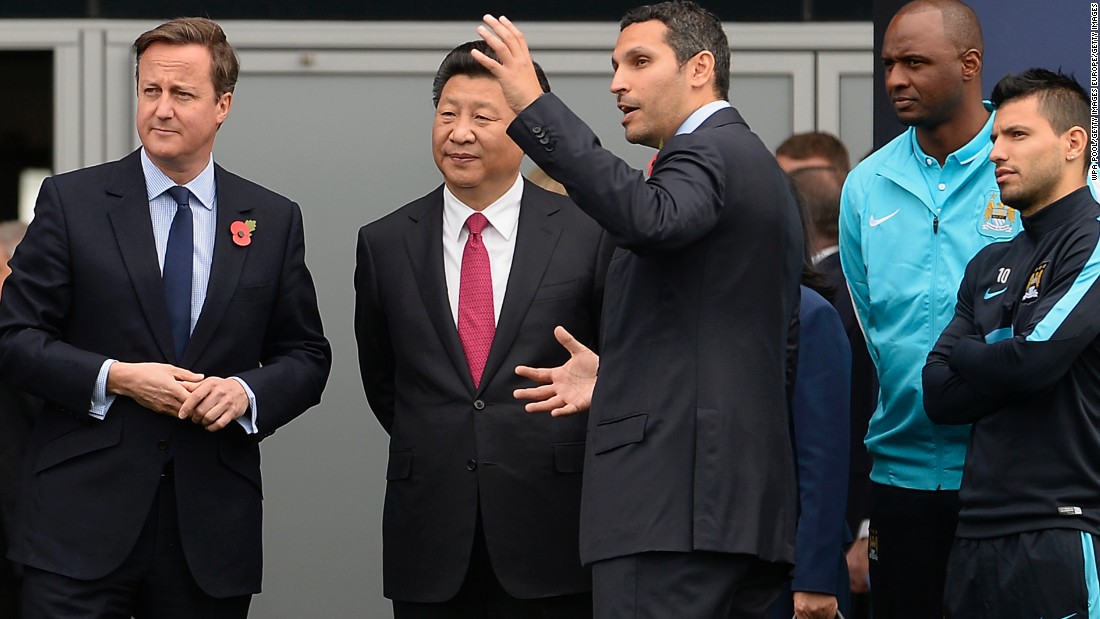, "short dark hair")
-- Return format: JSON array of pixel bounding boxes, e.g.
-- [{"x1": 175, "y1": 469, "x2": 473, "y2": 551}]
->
[
  {"x1": 790, "y1": 166, "x2": 842, "y2": 244},
  {"x1": 776, "y1": 132, "x2": 851, "y2": 173},
  {"x1": 432, "y1": 40, "x2": 551, "y2": 107},
  {"x1": 621, "y1": 1, "x2": 730, "y2": 100},
  {"x1": 134, "y1": 17, "x2": 239, "y2": 98},
  {"x1": 992, "y1": 68, "x2": 1090, "y2": 136}
]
